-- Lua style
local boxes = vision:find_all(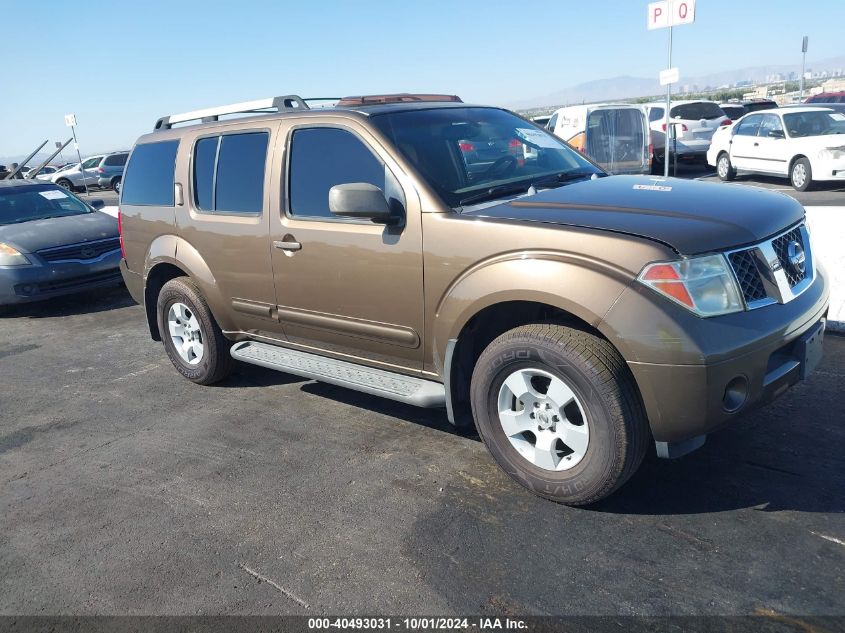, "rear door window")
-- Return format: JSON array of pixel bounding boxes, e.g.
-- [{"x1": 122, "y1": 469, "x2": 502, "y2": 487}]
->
[
  {"x1": 191, "y1": 132, "x2": 269, "y2": 214},
  {"x1": 121, "y1": 140, "x2": 179, "y2": 206}
]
